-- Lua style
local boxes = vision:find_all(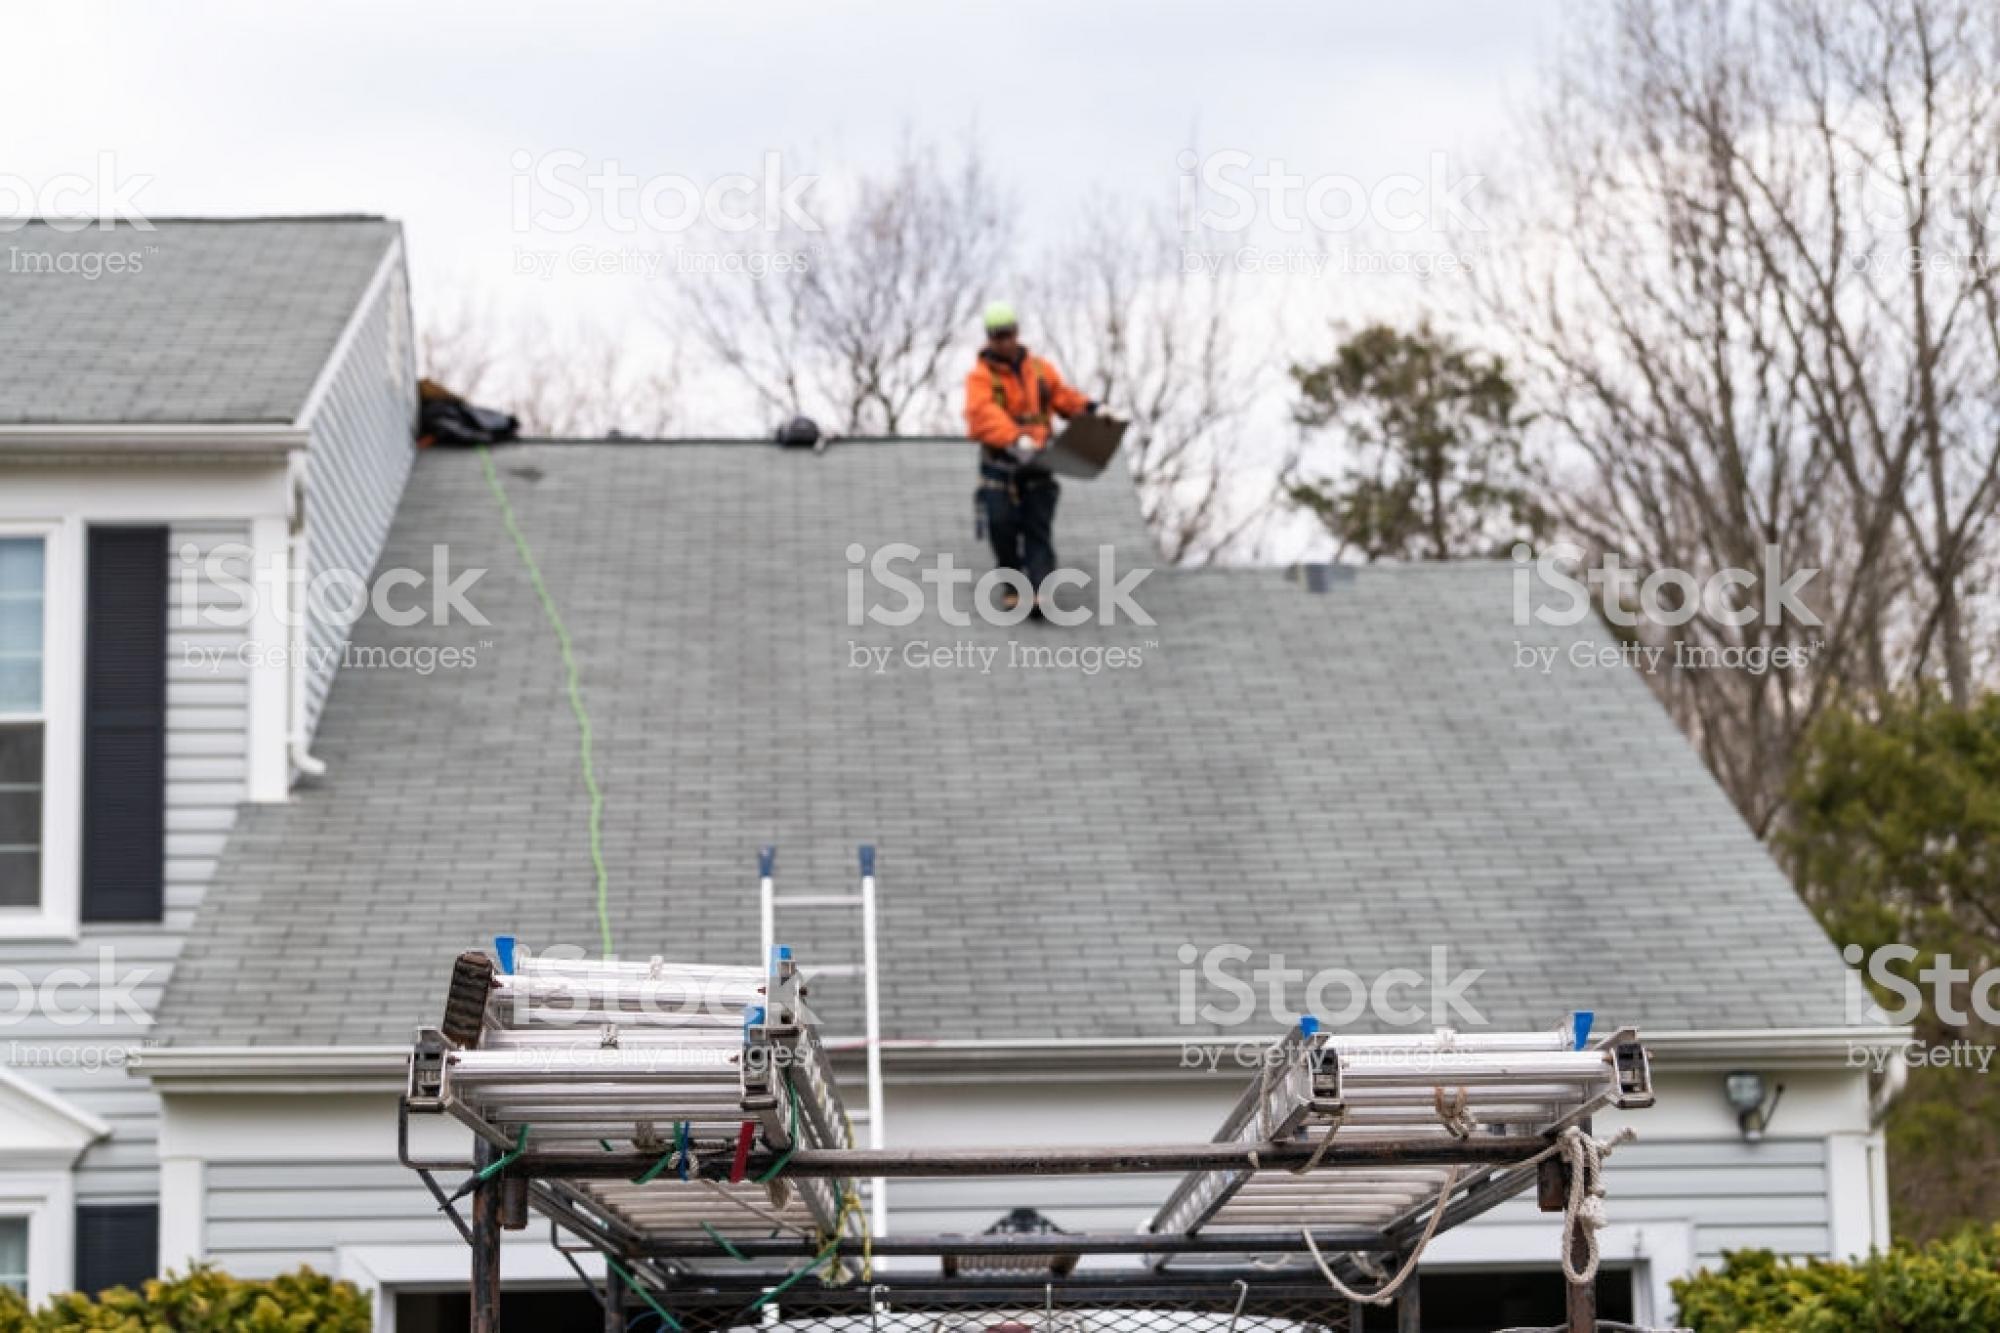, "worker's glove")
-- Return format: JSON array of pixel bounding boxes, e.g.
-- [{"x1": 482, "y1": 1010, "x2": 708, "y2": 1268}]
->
[{"x1": 1007, "y1": 435, "x2": 1040, "y2": 465}]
